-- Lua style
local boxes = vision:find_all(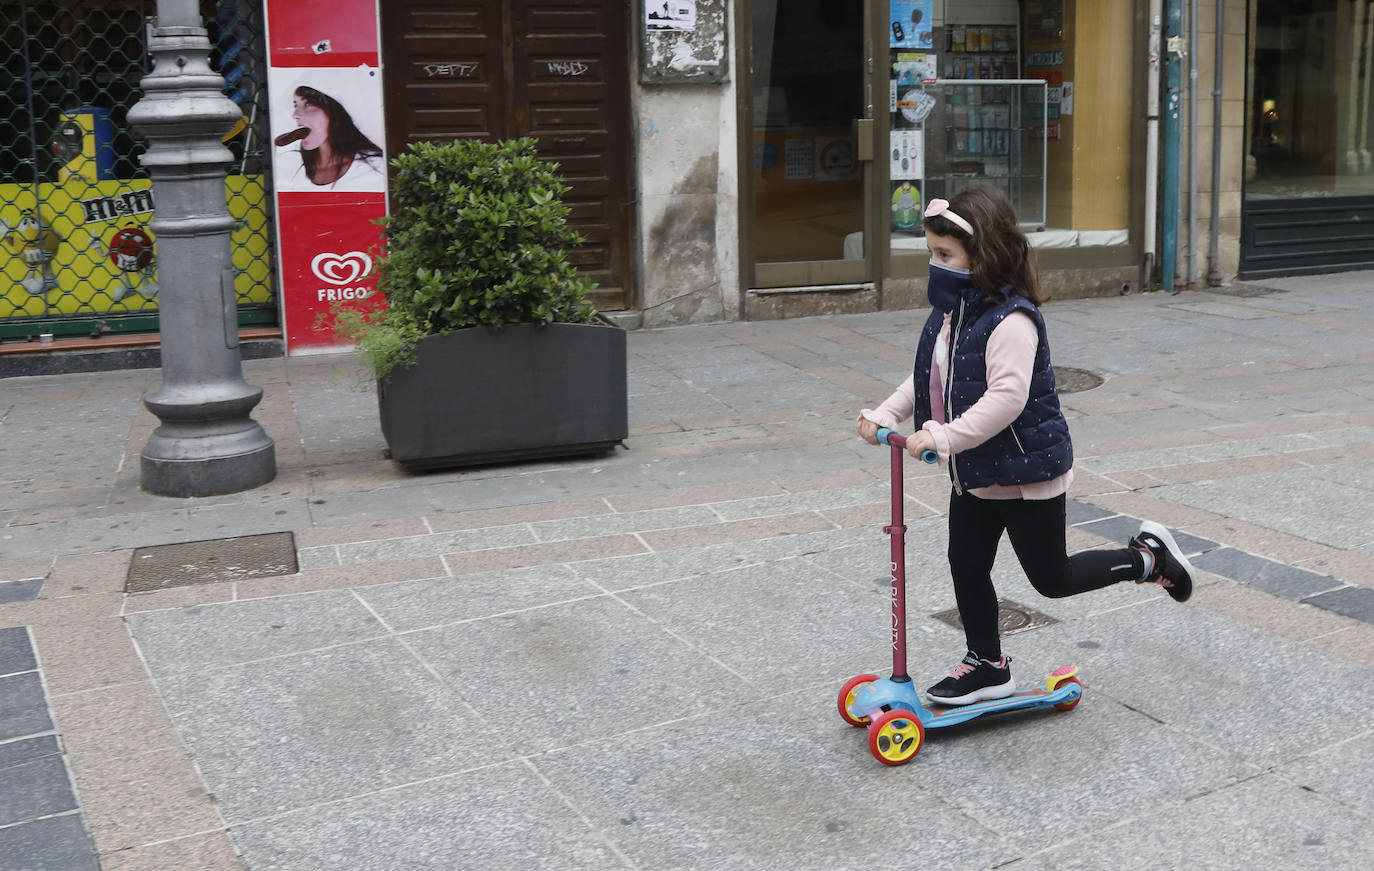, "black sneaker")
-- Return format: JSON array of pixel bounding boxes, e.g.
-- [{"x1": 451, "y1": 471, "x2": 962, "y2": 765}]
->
[
  {"x1": 925, "y1": 651, "x2": 1015, "y2": 706},
  {"x1": 1131, "y1": 520, "x2": 1195, "y2": 603}
]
